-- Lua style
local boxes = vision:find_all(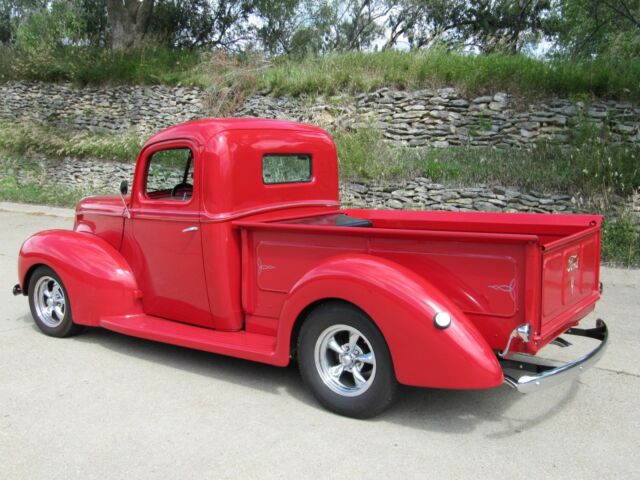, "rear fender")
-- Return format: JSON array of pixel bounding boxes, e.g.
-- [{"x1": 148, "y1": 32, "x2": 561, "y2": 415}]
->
[
  {"x1": 18, "y1": 230, "x2": 142, "y2": 326},
  {"x1": 277, "y1": 254, "x2": 503, "y2": 389}
]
